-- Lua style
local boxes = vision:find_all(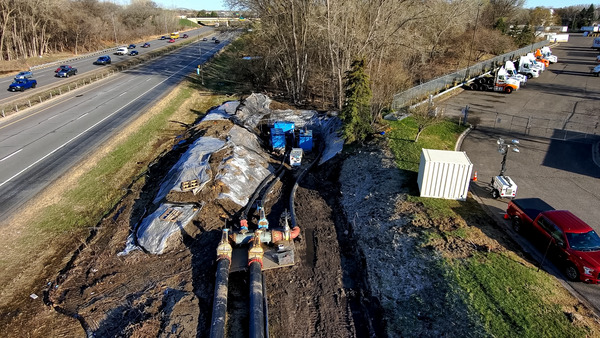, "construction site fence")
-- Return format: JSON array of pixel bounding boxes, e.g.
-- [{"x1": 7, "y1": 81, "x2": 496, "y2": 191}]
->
[
  {"x1": 447, "y1": 105, "x2": 600, "y2": 141},
  {"x1": 392, "y1": 40, "x2": 549, "y2": 111}
]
